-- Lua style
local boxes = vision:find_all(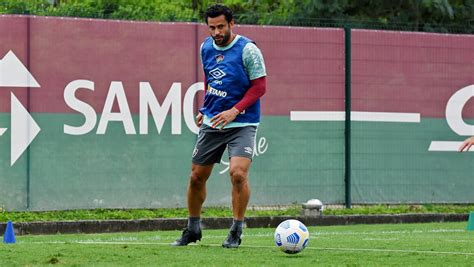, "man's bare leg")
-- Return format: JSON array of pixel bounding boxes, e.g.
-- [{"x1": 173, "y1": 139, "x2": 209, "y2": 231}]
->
[
  {"x1": 188, "y1": 163, "x2": 214, "y2": 217},
  {"x1": 222, "y1": 156, "x2": 251, "y2": 248},
  {"x1": 172, "y1": 163, "x2": 213, "y2": 246},
  {"x1": 229, "y1": 157, "x2": 251, "y2": 220}
]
